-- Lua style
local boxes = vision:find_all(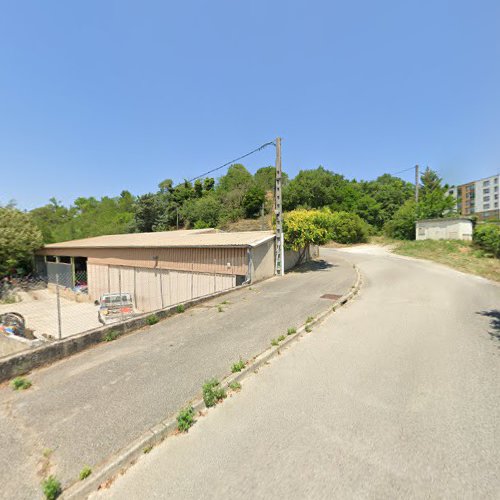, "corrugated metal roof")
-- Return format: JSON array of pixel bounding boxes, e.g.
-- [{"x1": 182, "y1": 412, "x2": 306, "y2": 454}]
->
[{"x1": 41, "y1": 229, "x2": 275, "y2": 249}]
